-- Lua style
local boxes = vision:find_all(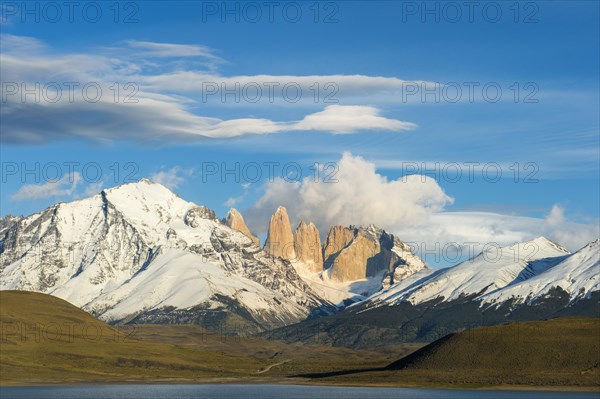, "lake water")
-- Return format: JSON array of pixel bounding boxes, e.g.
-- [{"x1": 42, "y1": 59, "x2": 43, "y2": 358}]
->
[{"x1": 0, "y1": 384, "x2": 598, "y2": 399}]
